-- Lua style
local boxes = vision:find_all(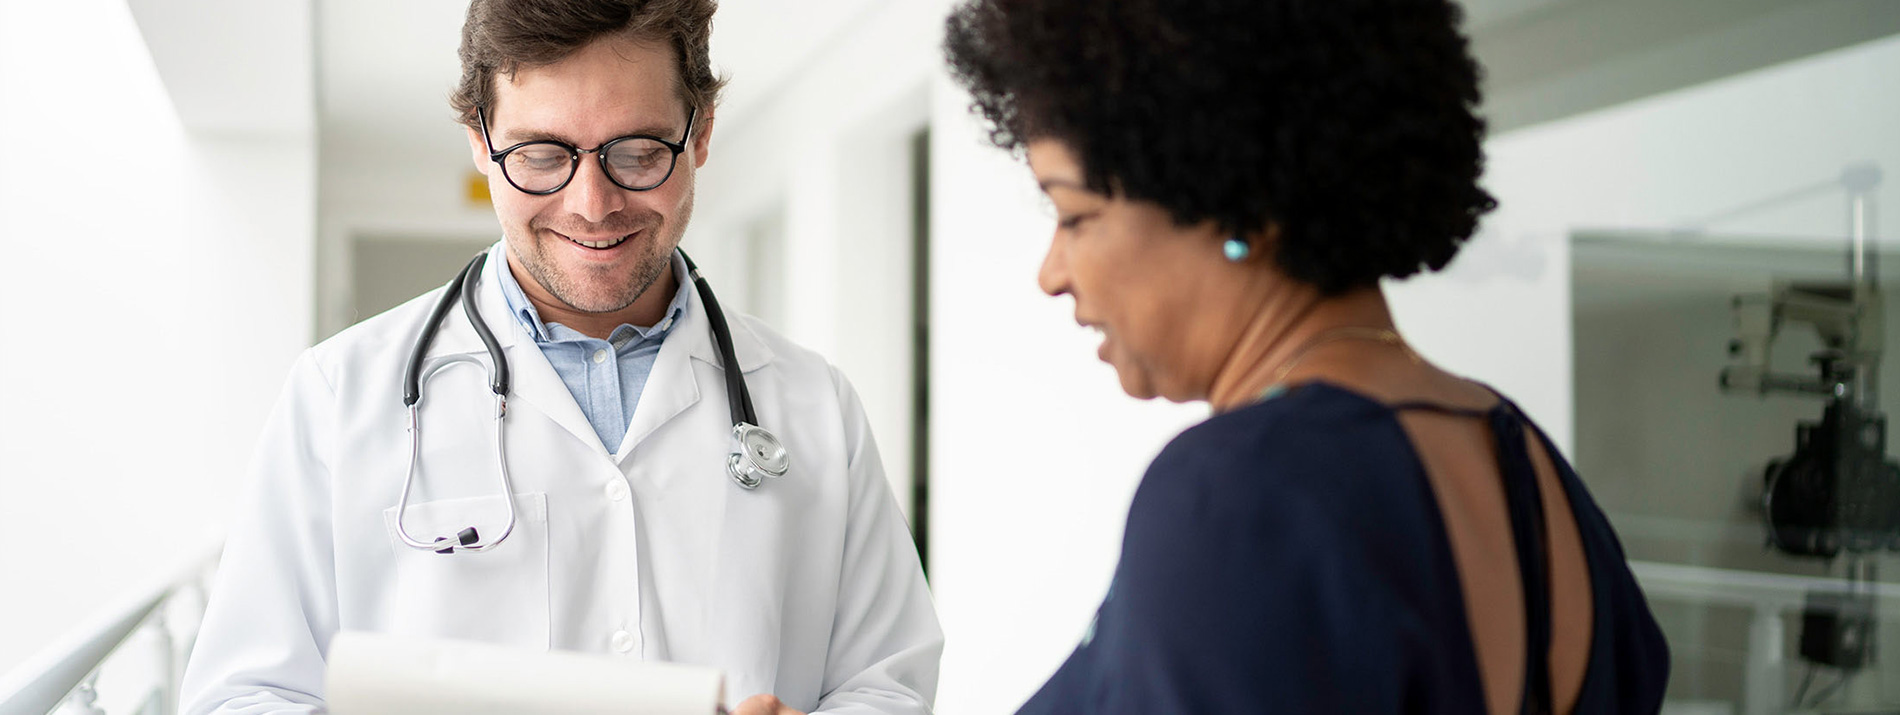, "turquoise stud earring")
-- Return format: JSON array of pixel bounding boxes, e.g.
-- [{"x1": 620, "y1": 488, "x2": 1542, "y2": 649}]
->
[{"x1": 1222, "y1": 237, "x2": 1251, "y2": 262}]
